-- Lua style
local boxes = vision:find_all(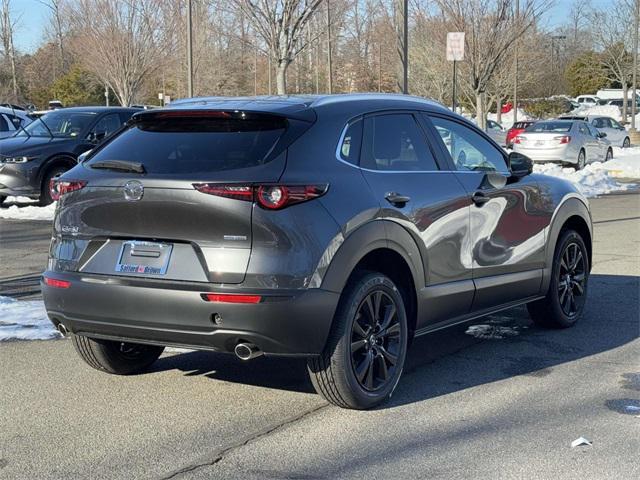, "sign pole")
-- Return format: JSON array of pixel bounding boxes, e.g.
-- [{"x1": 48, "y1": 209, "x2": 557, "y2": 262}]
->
[
  {"x1": 452, "y1": 60, "x2": 457, "y2": 113},
  {"x1": 446, "y1": 32, "x2": 464, "y2": 114}
]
